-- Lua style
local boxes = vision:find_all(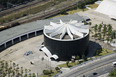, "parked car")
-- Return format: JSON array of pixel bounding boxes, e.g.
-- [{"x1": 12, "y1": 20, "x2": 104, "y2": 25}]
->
[{"x1": 112, "y1": 62, "x2": 116, "y2": 67}]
